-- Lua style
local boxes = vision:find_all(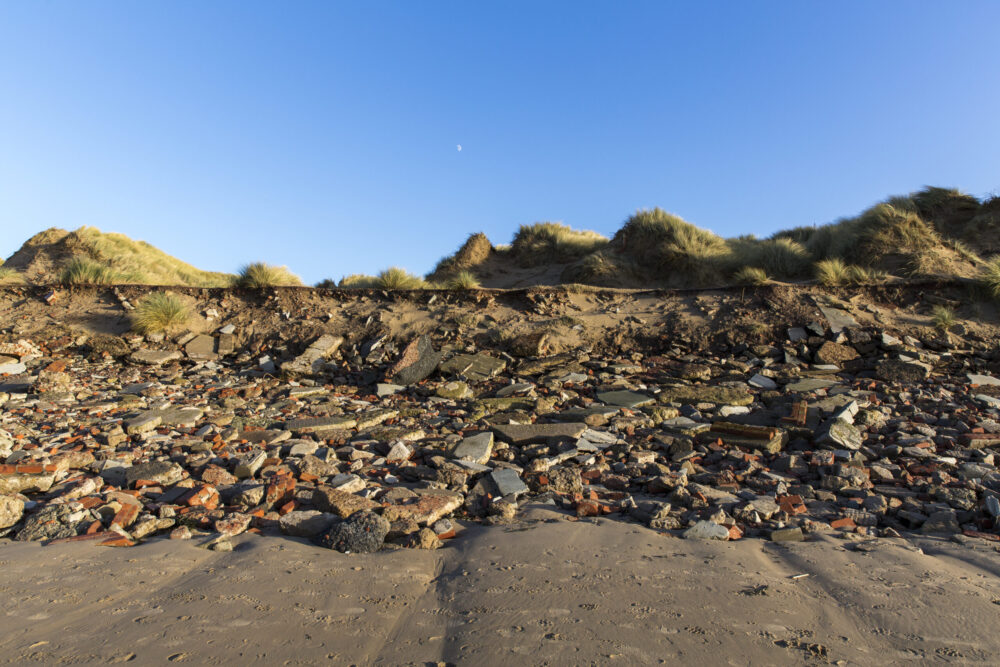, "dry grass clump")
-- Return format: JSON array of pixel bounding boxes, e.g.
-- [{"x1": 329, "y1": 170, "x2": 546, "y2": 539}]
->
[
  {"x1": 233, "y1": 262, "x2": 303, "y2": 288},
  {"x1": 727, "y1": 237, "x2": 812, "y2": 279},
  {"x1": 375, "y1": 267, "x2": 427, "y2": 289},
  {"x1": 732, "y1": 266, "x2": 769, "y2": 285},
  {"x1": 0, "y1": 264, "x2": 22, "y2": 284},
  {"x1": 60, "y1": 257, "x2": 119, "y2": 285},
  {"x1": 931, "y1": 305, "x2": 956, "y2": 332},
  {"x1": 445, "y1": 271, "x2": 481, "y2": 290},
  {"x1": 855, "y1": 203, "x2": 939, "y2": 262},
  {"x1": 131, "y1": 292, "x2": 190, "y2": 334},
  {"x1": 911, "y1": 186, "x2": 980, "y2": 233},
  {"x1": 429, "y1": 232, "x2": 493, "y2": 281},
  {"x1": 337, "y1": 274, "x2": 378, "y2": 288},
  {"x1": 610, "y1": 208, "x2": 727, "y2": 286},
  {"x1": 815, "y1": 259, "x2": 885, "y2": 286},
  {"x1": 509, "y1": 222, "x2": 609, "y2": 267},
  {"x1": 560, "y1": 252, "x2": 633, "y2": 287},
  {"x1": 979, "y1": 257, "x2": 1000, "y2": 300}
]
